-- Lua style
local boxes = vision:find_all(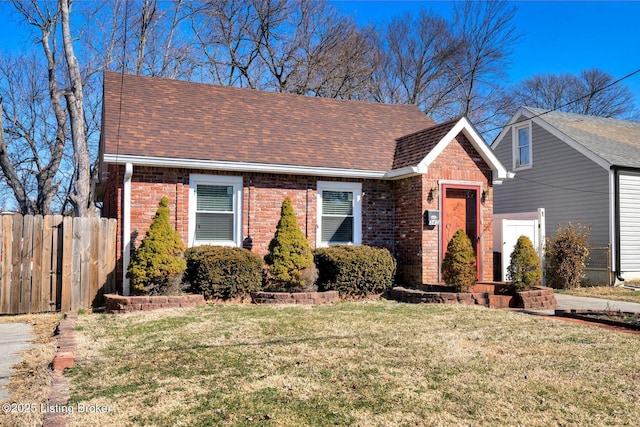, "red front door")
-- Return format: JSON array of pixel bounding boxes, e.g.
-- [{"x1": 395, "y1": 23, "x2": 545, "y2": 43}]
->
[{"x1": 442, "y1": 186, "x2": 480, "y2": 280}]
